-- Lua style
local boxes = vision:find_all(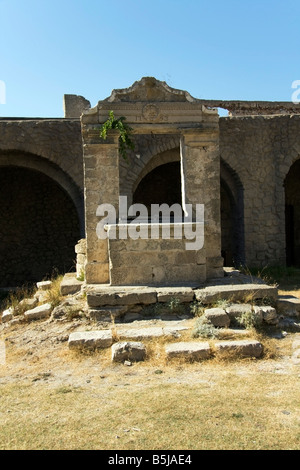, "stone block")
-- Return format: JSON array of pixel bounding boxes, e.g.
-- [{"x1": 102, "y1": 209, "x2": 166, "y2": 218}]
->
[
  {"x1": 165, "y1": 264, "x2": 206, "y2": 284},
  {"x1": 122, "y1": 312, "x2": 142, "y2": 322},
  {"x1": 34, "y1": 290, "x2": 49, "y2": 304},
  {"x1": 111, "y1": 341, "x2": 146, "y2": 362},
  {"x1": 196, "y1": 250, "x2": 206, "y2": 265},
  {"x1": 163, "y1": 326, "x2": 189, "y2": 337},
  {"x1": 88, "y1": 306, "x2": 128, "y2": 322},
  {"x1": 75, "y1": 239, "x2": 86, "y2": 254},
  {"x1": 110, "y1": 266, "x2": 155, "y2": 286},
  {"x1": 225, "y1": 304, "x2": 253, "y2": 320},
  {"x1": 214, "y1": 340, "x2": 263, "y2": 358},
  {"x1": 207, "y1": 256, "x2": 224, "y2": 268},
  {"x1": 254, "y1": 306, "x2": 278, "y2": 325},
  {"x1": 277, "y1": 295, "x2": 300, "y2": 317},
  {"x1": 25, "y1": 303, "x2": 53, "y2": 320},
  {"x1": 157, "y1": 287, "x2": 195, "y2": 303},
  {"x1": 68, "y1": 330, "x2": 113, "y2": 350},
  {"x1": 86, "y1": 287, "x2": 157, "y2": 308},
  {"x1": 36, "y1": 281, "x2": 52, "y2": 291},
  {"x1": 19, "y1": 298, "x2": 38, "y2": 310},
  {"x1": 60, "y1": 273, "x2": 83, "y2": 296},
  {"x1": 63, "y1": 94, "x2": 91, "y2": 118},
  {"x1": 85, "y1": 262, "x2": 109, "y2": 284},
  {"x1": 204, "y1": 307, "x2": 230, "y2": 327},
  {"x1": 1, "y1": 307, "x2": 14, "y2": 323},
  {"x1": 76, "y1": 254, "x2": 86, "y2": 265},
  {"x1": 165, "y1": 341, "x2": 211, "y2": 360},
  {"x1": 118, "y1": 327, "x2": 164, "y2": 340},
  {"x1": 195, "y1": 284, "x2": 278, "y2": 304}
]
